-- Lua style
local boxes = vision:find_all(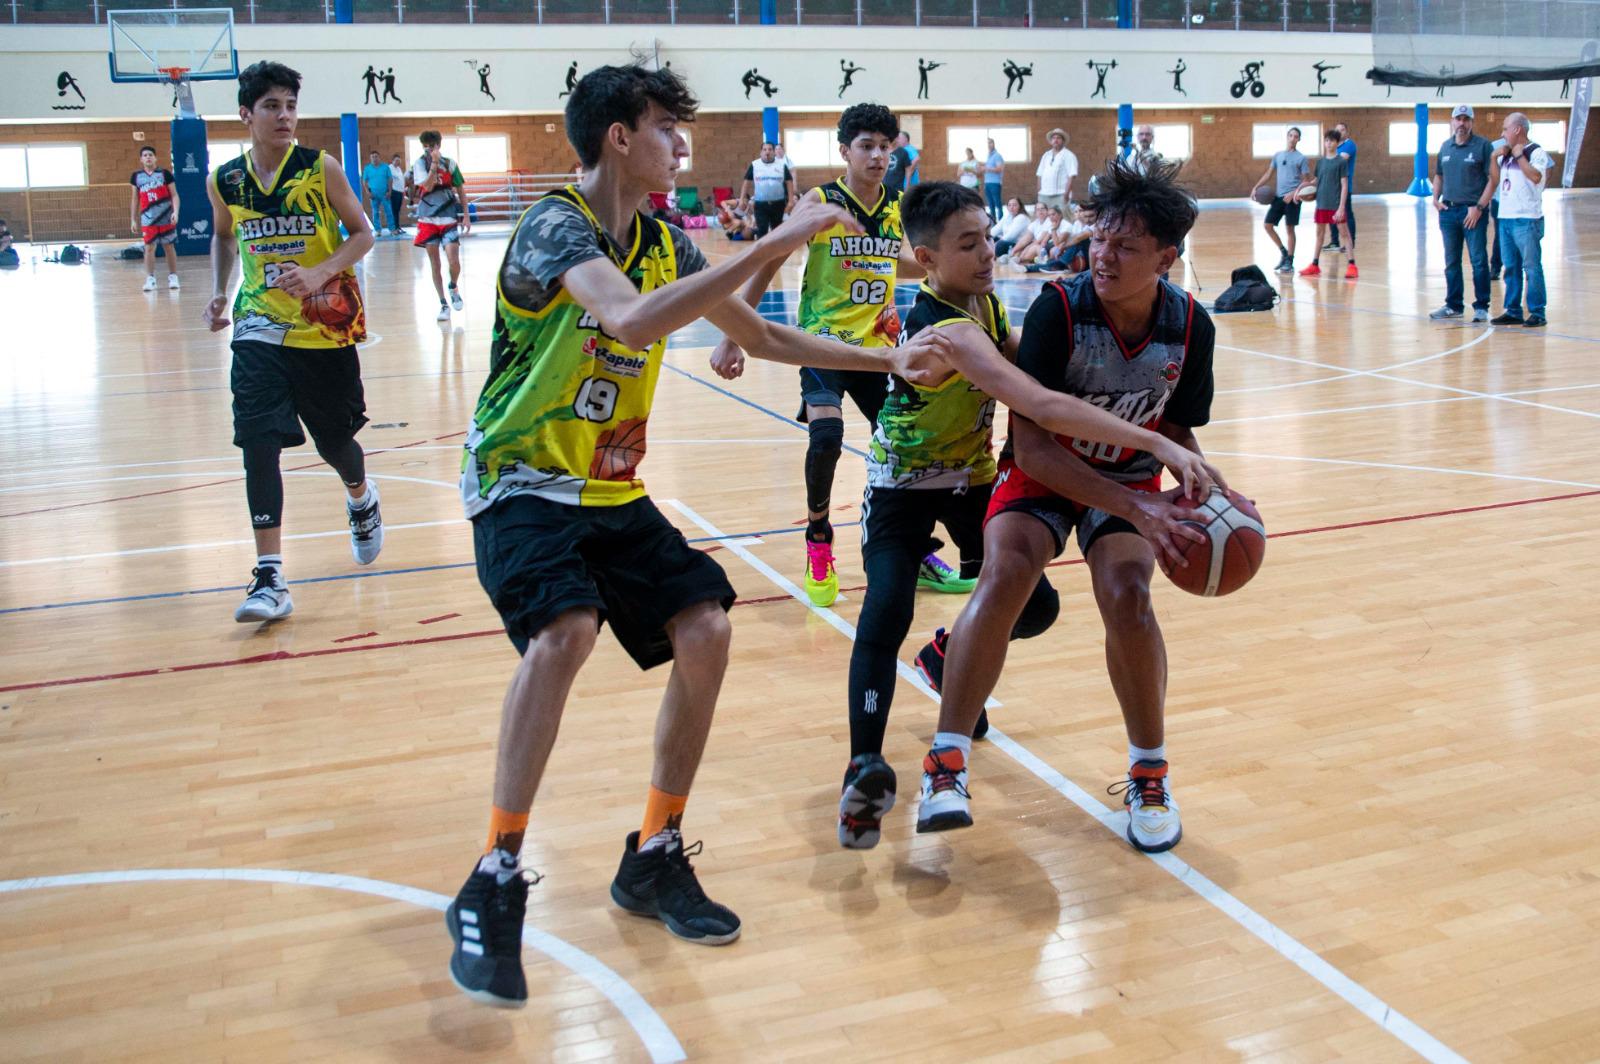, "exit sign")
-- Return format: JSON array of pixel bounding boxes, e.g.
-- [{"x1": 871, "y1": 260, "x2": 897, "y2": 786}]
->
[{"x1": 456, "y1": 124, "x2": 475, "y2": 133}]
